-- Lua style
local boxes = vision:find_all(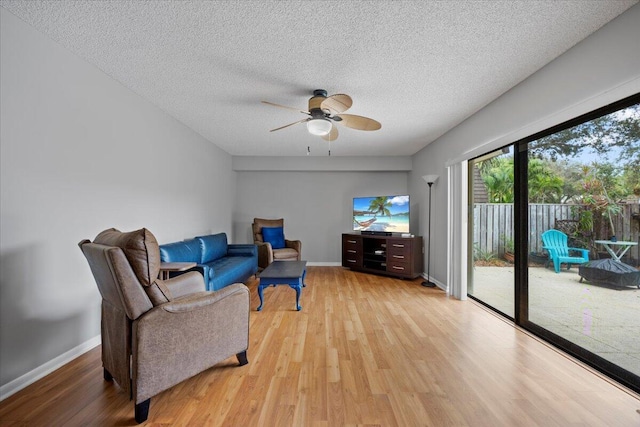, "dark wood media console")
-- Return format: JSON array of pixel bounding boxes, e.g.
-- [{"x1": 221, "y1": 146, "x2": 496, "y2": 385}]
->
[{"x1": 342, "y1": 233, "x2": 423, "y2": 279}]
